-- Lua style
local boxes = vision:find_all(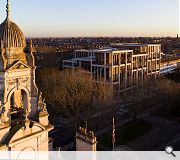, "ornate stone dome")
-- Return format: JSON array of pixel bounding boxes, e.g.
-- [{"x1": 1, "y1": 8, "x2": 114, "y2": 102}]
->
[
  {"x1": 0, "y1": 18, "x2": 26, "y2": 48},
  {"x1": 0, "y1": 0, "x2": 26, "y2": 48}
]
